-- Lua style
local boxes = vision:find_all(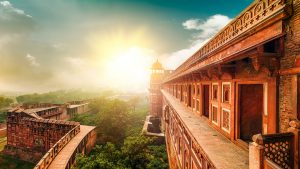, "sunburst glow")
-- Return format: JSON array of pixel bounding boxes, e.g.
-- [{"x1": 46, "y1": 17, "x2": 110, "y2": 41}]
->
[
  {"x1": 103, "y1": 46, "x2": 154, "y2": 91},
  {"x1": 85, "y1": 29, "x2": 156, "y2": 91}
]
